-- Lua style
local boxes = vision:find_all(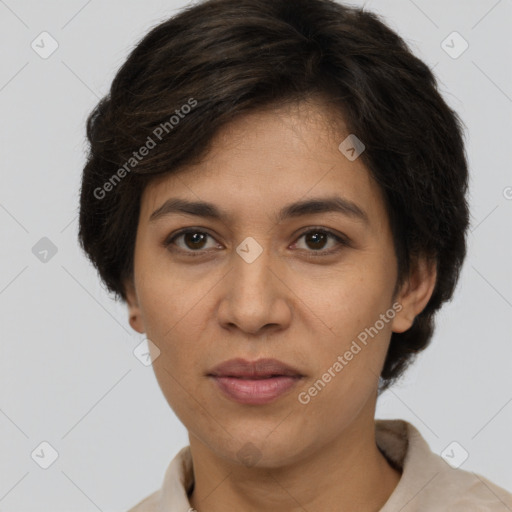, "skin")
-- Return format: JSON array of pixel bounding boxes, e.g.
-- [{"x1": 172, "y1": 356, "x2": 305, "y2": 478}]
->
[{"x1": 125, "y1": 97, "x2": 437, "y2": 512}]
